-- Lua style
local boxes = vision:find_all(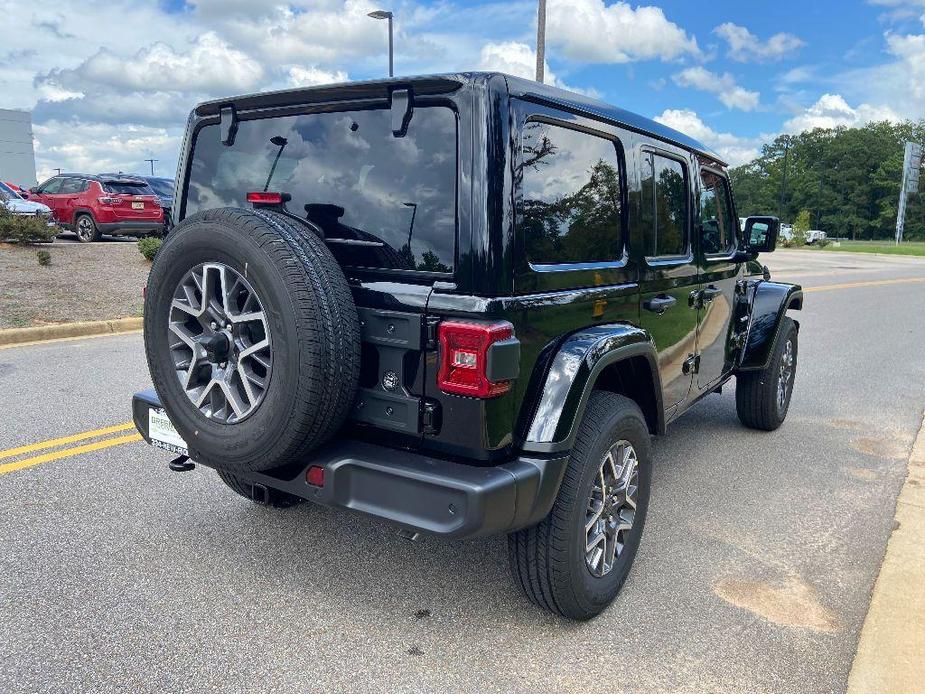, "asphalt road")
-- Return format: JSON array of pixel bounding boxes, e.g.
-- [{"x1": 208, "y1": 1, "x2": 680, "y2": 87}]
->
[{"x1": 1, "y1": 249, "x2": 924, "y2": 693}]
